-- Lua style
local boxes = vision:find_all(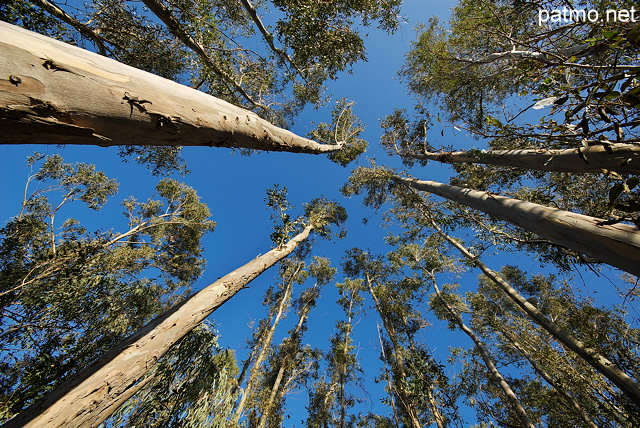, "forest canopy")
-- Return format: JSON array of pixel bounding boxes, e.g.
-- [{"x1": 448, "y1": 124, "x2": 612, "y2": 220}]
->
[{"x1": 1, "y1": 0, "x2": 640, "y2": 427}]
